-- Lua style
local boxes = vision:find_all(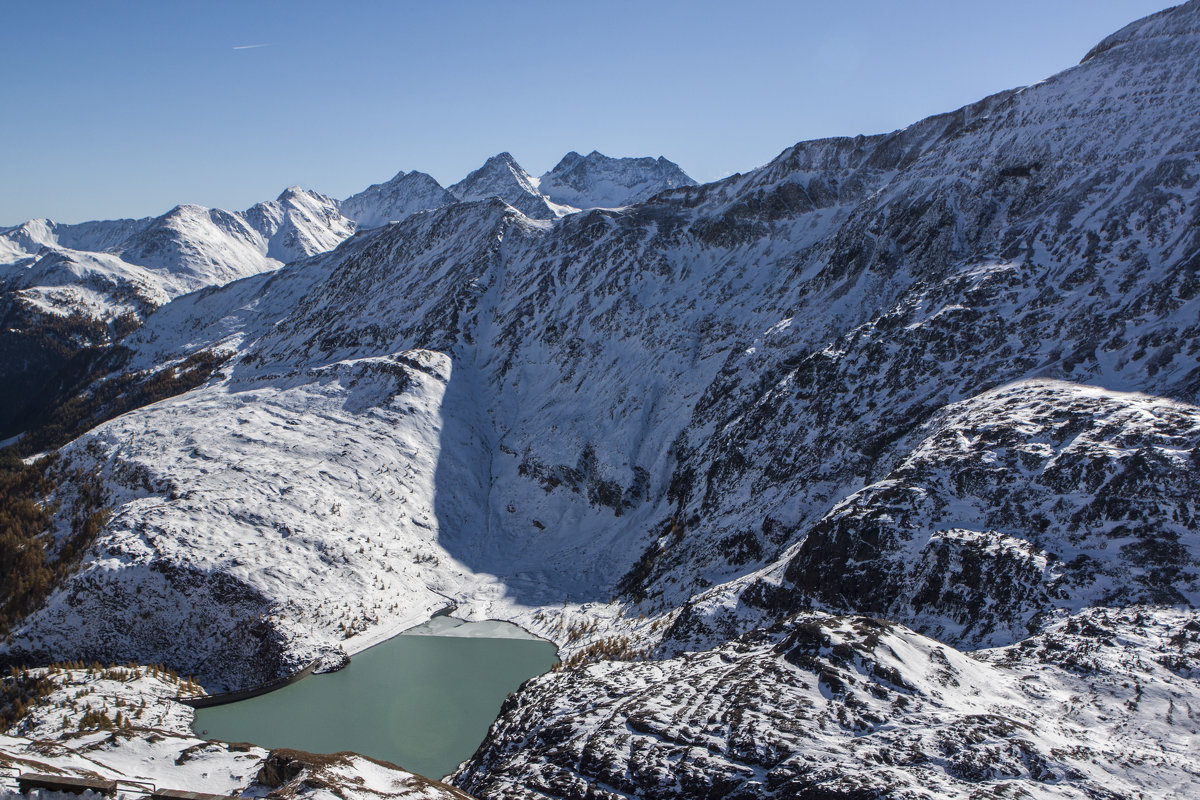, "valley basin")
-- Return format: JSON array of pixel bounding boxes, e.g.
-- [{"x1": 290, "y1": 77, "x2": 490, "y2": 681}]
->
[{"x1": 193, "y1": 617, "x2": 558, "y2": 779}]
